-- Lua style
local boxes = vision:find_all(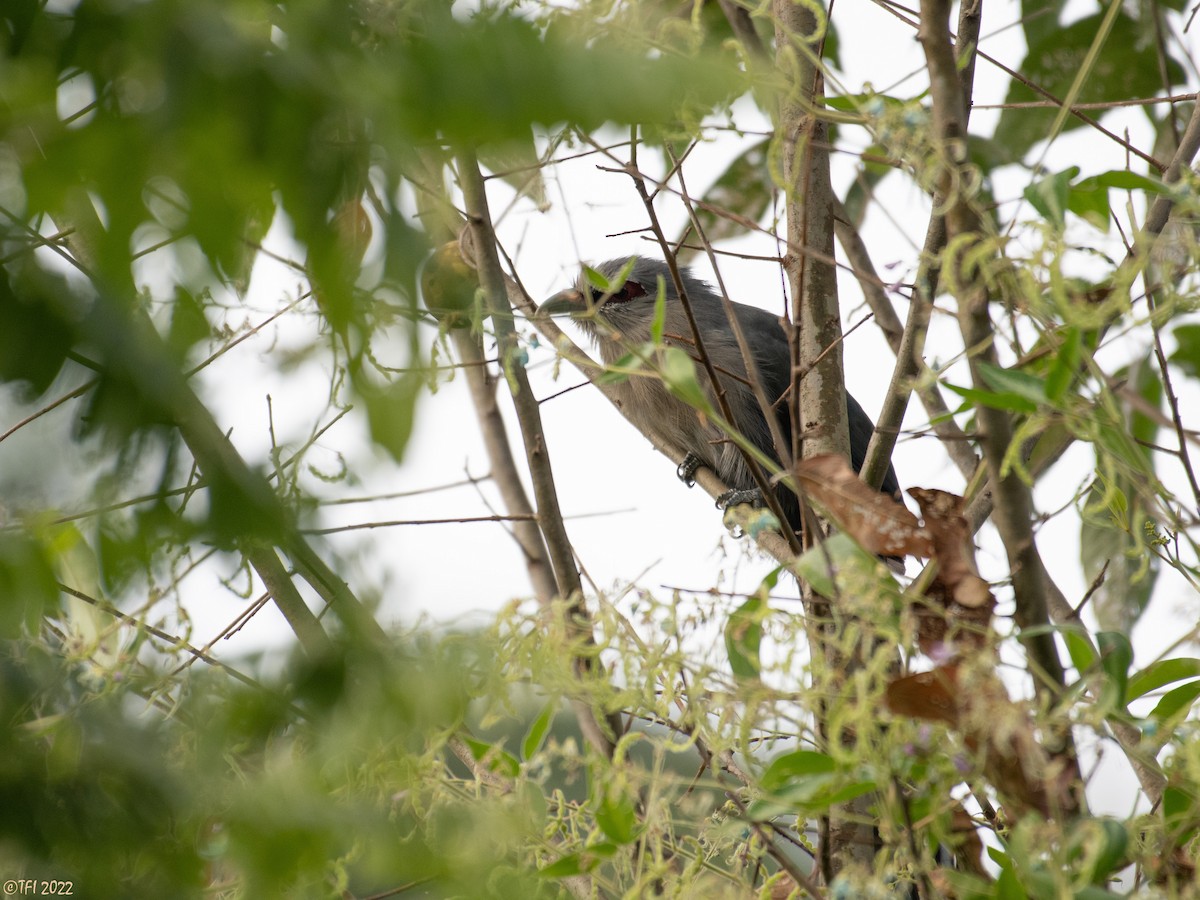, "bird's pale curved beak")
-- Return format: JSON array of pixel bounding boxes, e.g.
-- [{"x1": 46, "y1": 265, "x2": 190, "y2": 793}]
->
[{"x1": 537, "y1": 288, "x2": 587, "y2": 318}]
